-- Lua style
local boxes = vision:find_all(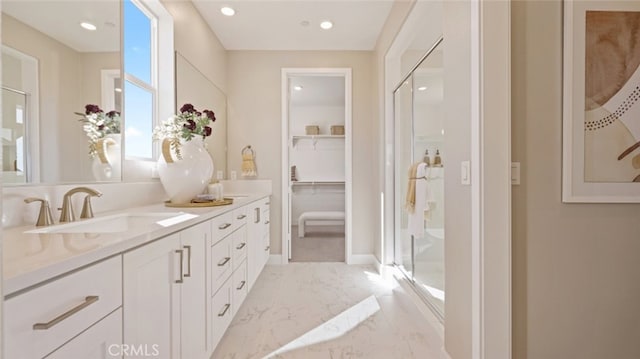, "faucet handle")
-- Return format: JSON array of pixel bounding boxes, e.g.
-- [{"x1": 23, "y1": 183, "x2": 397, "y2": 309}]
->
[
  {"x1": 24, "y1": 197, "x2": 55, "y2": 227},
  {"x1": 80, "y1": 195, "x2": 96, "y2": 219}
]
